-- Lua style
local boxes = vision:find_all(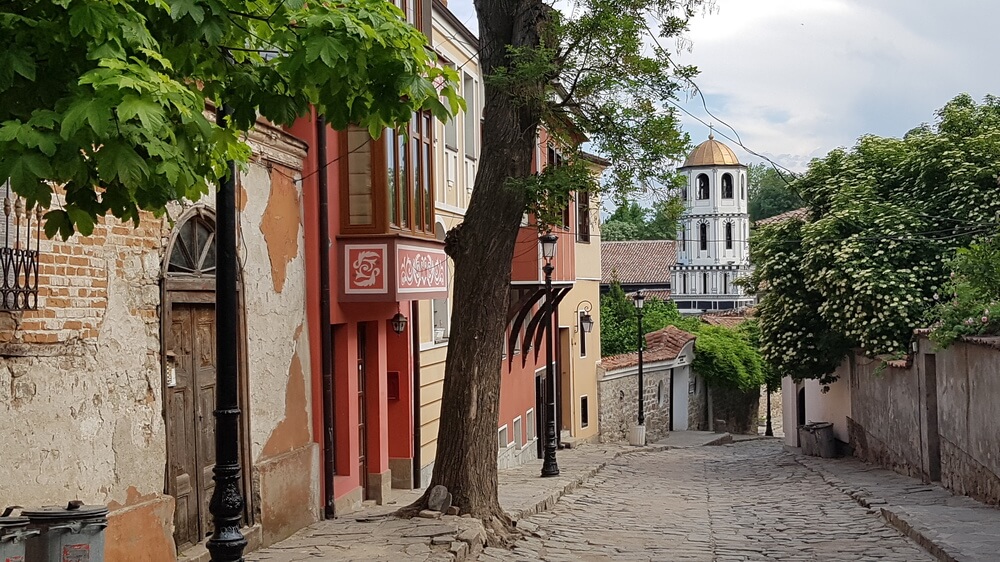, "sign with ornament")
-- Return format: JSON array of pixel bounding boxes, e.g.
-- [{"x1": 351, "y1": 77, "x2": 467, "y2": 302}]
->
[
  {"x1": 345, "y1": 244, "x2": 387, "y2": 294},
  {"x1": 397, "y1": 245, "x2": 448, "y2": 294}
]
